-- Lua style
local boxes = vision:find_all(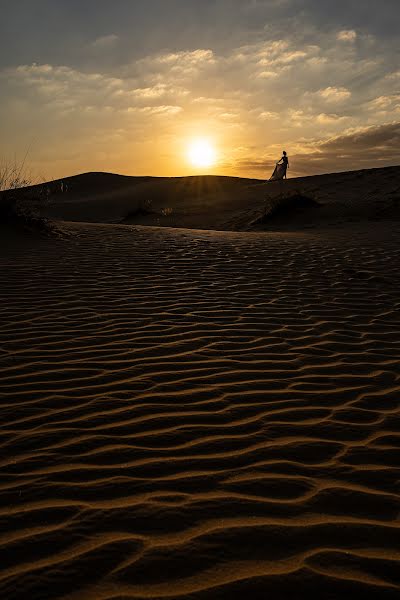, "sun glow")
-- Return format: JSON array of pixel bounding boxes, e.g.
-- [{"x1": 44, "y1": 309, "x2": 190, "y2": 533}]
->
[{"x1": 187, "y1": 139, "x2": 217, "y2": 169}]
